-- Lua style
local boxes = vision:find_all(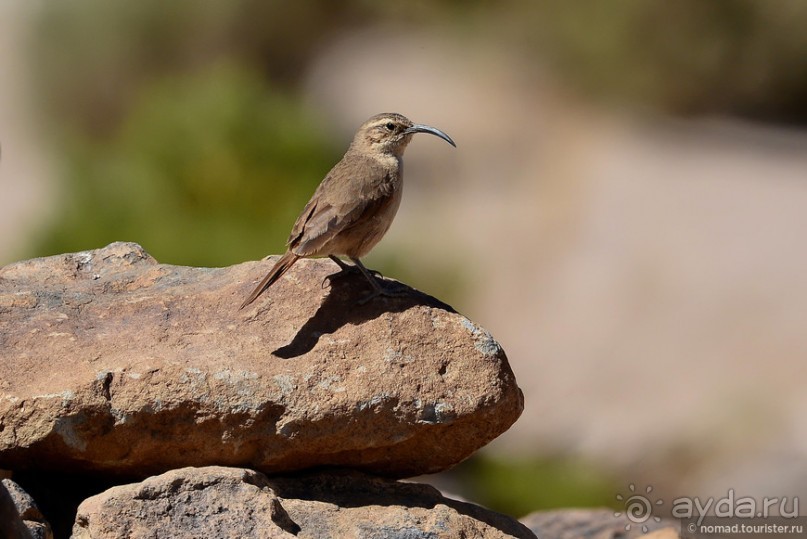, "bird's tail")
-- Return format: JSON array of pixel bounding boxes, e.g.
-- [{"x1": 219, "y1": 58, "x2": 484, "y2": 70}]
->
[{"x1": 239, "y1": 252, "x2": 300, "y2": 310}]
